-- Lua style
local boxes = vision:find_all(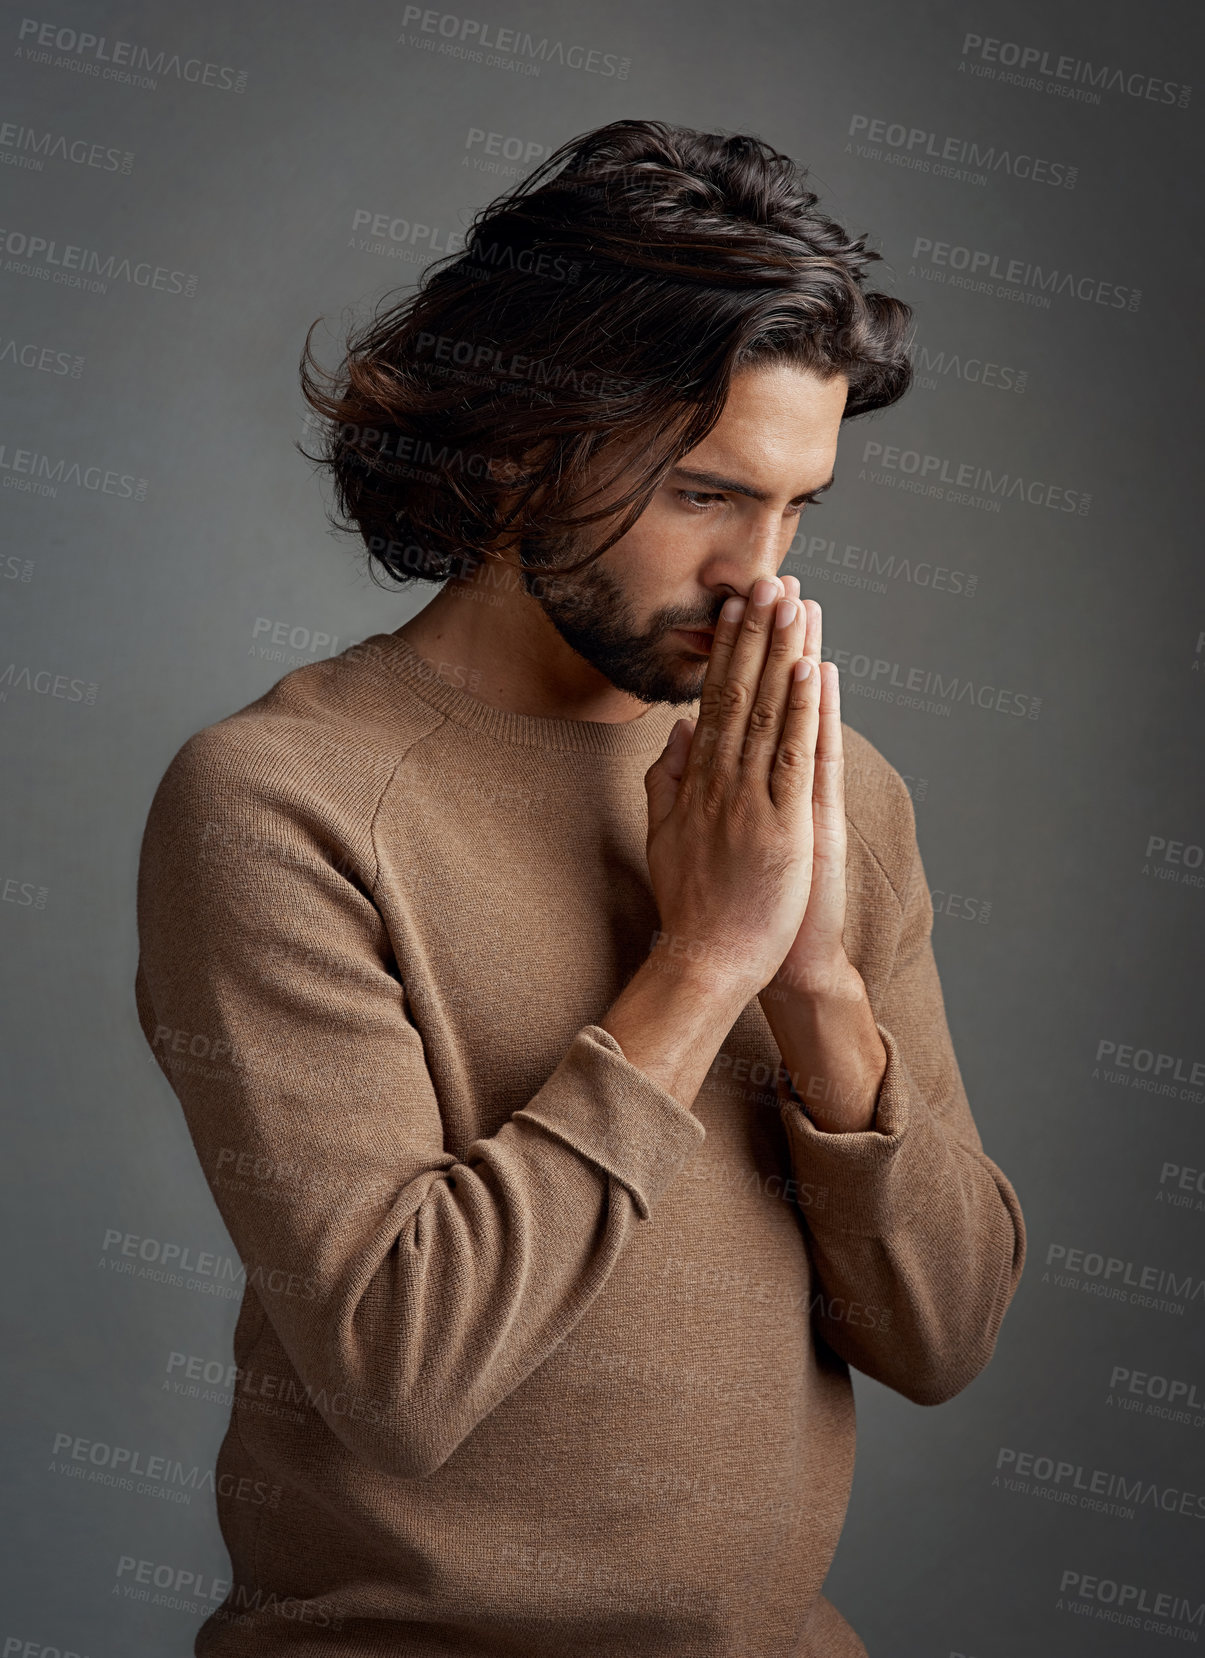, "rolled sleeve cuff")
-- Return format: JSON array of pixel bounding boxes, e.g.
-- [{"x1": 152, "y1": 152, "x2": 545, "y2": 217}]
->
[
  {"x1": 777, "y1": 1022, "x2": 951, "y2": 1236},
  {"x1": 513, "y1": 1024, "x2": 706, "y2": 1221}
]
